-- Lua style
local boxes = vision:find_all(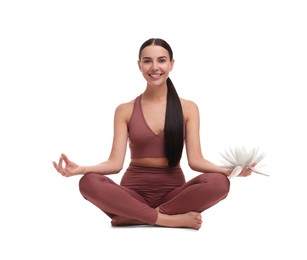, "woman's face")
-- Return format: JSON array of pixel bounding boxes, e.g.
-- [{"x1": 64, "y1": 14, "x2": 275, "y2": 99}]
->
[{"x1": 138, "y1": 45, "x2": 174, "y2": 86}]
